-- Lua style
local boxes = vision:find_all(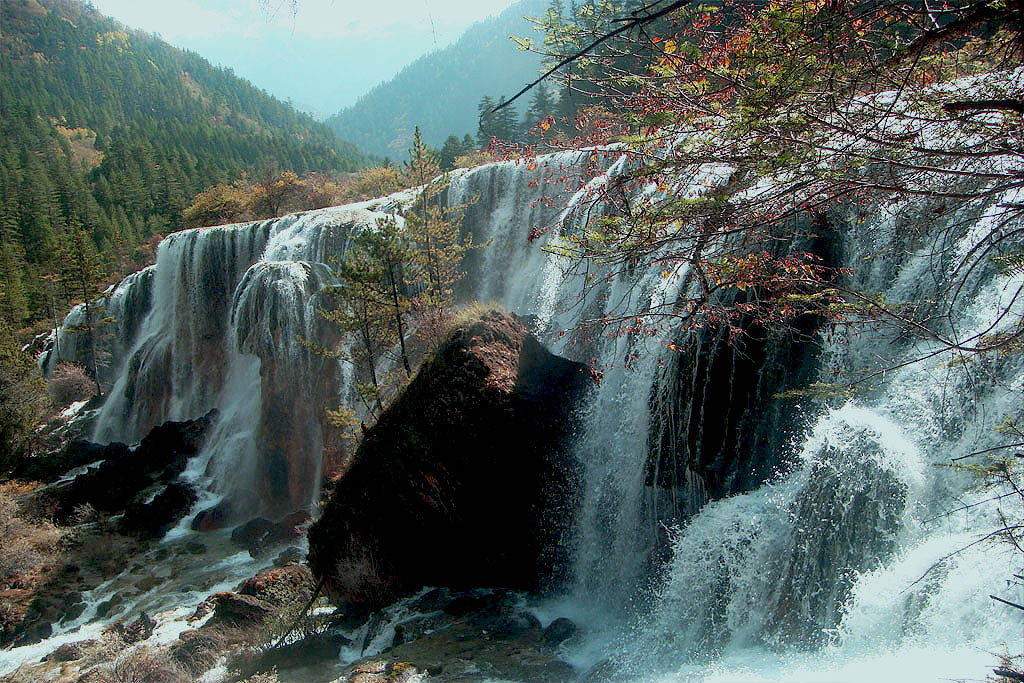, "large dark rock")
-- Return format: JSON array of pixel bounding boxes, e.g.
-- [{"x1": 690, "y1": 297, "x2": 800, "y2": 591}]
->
[
  {"x1": 119, "y1": 481, "x2": 198, "y2": 539},
  {"x1": 227, "y1": 512, "x2": 309, "y2": 557},
  {"x1": 42, "y1": 639, "x2": 96, "y2": 662},
  {"x1": 543, "y1": 617, "x2": 578, "y2": 647},
  {"x1": 237, "y1": 565, "x2": 315, "y2": 605},
  {"x1": 10, "y1": 440, "x2": 128, "y2": 483},
  {"x1": 246, "y1": 626, "x2": 352, "y2": 673},
  {"x1": 52, "y1": 410, "x2": 216, "y2": 522},
  {"x1": 190, "y1": 489, "x2": 259, "y2": 531},
  {"x1": 119, "y1": 611, "x2": 157, "y2": 644},
  {"x1": 308, "y1": 310, "x2": 589, "y2": 610},
  {"x1": 204, "y1": 592, "x2": 274, "y2": 629},
  {"x1": 230, "y1": 517, "x2": 276, "y2": 549}
]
